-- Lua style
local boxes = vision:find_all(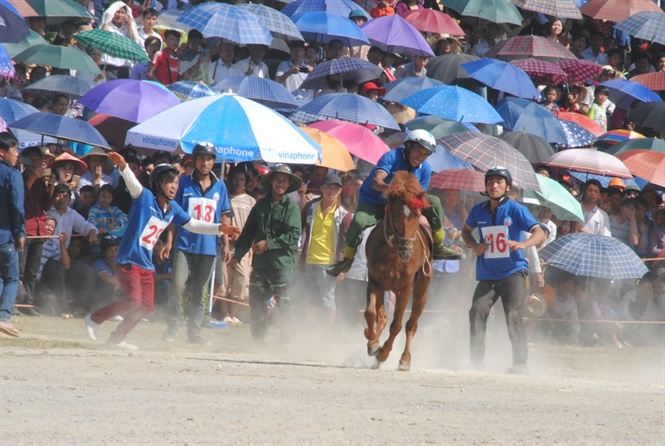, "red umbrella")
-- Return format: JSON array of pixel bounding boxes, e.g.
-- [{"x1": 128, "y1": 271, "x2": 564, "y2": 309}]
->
[
  {"x1": 401, "y1": 9, "x2": 465, "y2": 35},
  {"x1": 513, "y1": 0, "x2": 582, "y2": 19},
  {"x1": 510, "y1": 59, "x2": 568, "y2": 86},
  {"x1": 483, "y1": 36, "x2": 577, "y2": 62},
  {"x1": 580, "y1": 0, "x2": 662, "y2": 23},
  {"x1": 429, "y1": 168, "x2": 485, "y2": 192},
  {"x1": 7, "y1": 0, "x2": 37, "y2": 17},
  {"x1": 555, "y1": 59, "x2": 603, "y2": 83},
  {"x1": 630, "y1": 71, "x2": 665, "y2": 92},
  {"x1": 615, "y1": 149, "x2": 665, "y2": 187},
  {"x1": 557, "y1": 111, "x2": 605, "y2": 137}
]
